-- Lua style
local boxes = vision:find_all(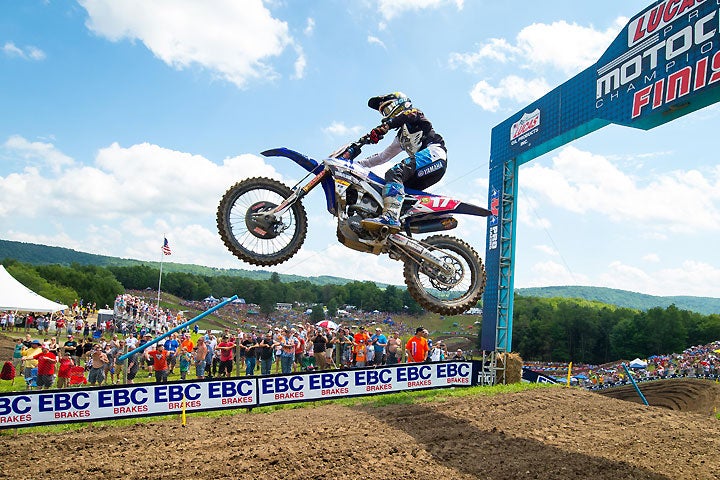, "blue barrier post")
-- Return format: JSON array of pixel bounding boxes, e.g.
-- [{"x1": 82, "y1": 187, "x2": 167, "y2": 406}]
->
[
  {"x1": 118, "y1": 294, "x2": 238, "y2": 362},
  {"x1": 621, "y1": 363, "x2": 649, "y2": 406}
]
